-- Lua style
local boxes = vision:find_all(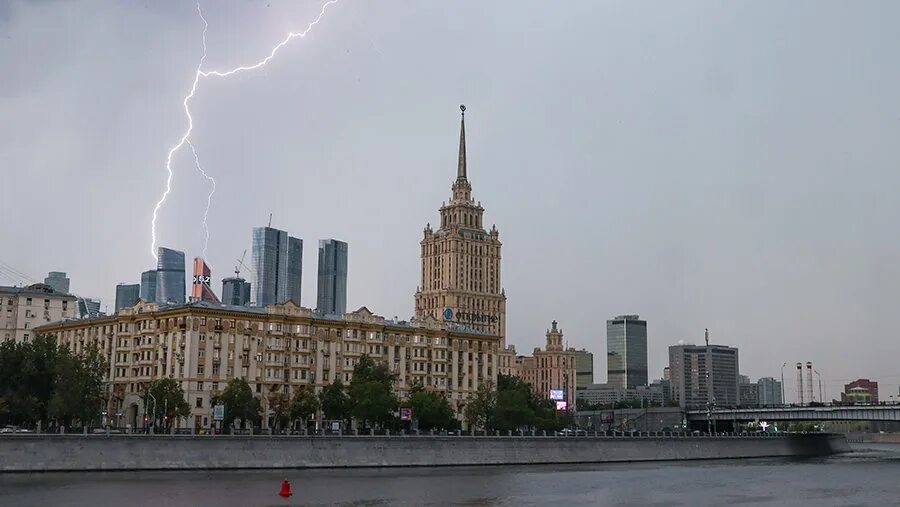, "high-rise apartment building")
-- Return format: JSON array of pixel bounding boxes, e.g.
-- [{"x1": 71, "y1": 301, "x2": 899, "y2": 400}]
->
[
  {"x1": 140, "y1": 270, "x2": 158, "y2": 303},
  {"x1": 114, "y1": 283, "x2": 140, "y2": 312},
  {"x1": 156, "y1": 247, "x2": 186, "y2": 305},
  {"x1": 43, "y1": 271, "x2": 70, "y2": 295},
  {"x1": 606, "y1": 315, "x2": 648, "y2": 389},
  {"x1": 1, "y1": 283, "x2": 77, "y2": 343},
  {"x1": 316, "y1": 239, "x2": 348, "y2": 316},
  {"x1": 668, "y1": 343, "x2": 740, "y2": 409},
  {"x1": 191, "y1": 257, "x2": 219, "y2": 303},
  {"x1": 574, "y1": 349, "x2": 594, "y2": 390},
  {"x1": 252, "y1": 227, "x2": 302, "y2": 306},
  {"x1": 221, "y1": 276, "x2": 251, "y2": 306},
  {"x1": 757, "y1": 377, "x2": 783, "y2": 406},
  {"x1": 414, "y1": 106, "x2": 506, "y2": 343}
]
